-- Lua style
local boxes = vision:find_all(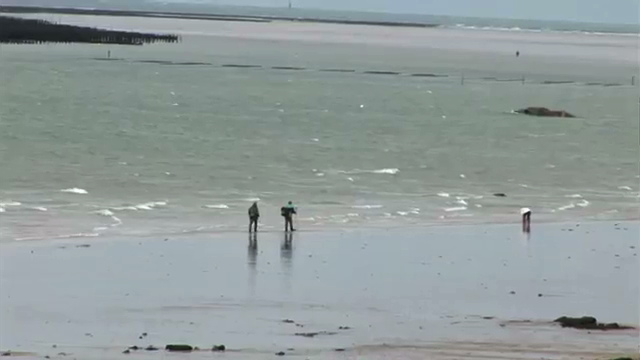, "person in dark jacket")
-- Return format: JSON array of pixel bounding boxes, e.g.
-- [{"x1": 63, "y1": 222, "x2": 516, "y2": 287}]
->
[
  {"x1": 248, "y1": 202, "x2": 260, "y2": 232},
  {"x1": 281, "y1": 201, "x2": 297, "y2": 232}
]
